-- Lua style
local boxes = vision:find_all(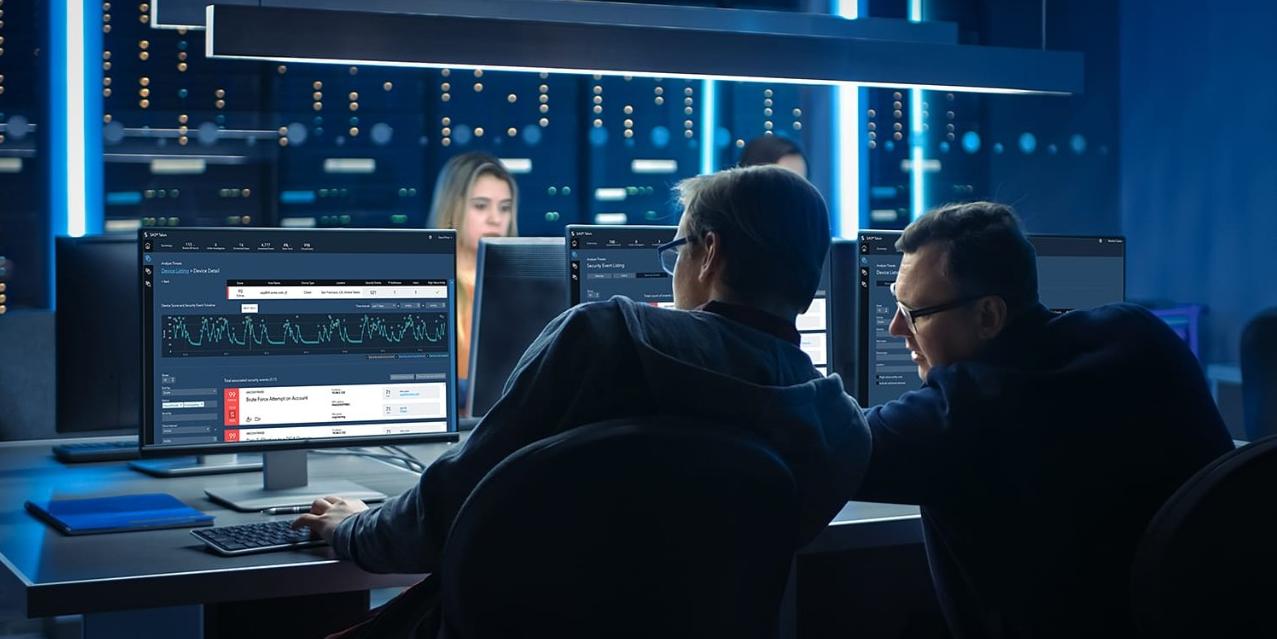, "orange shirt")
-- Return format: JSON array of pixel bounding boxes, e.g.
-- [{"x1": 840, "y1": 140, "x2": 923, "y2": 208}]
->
[{"x1": 456, "y1": 269, "x2": 475, "y2": 381}]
